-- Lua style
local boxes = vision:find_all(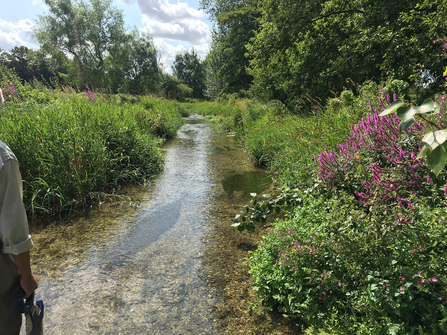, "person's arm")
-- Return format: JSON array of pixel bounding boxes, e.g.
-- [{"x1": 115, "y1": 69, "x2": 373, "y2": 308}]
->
[
  {"x1": 0, "y1": 158, "x2": 37, "y2": 298},
  {"x1": 11, "y1": 251, "x2": 38, "y2": 298}
]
